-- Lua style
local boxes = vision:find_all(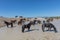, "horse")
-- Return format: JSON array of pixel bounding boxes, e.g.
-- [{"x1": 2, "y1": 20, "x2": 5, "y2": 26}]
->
[
  {"x1": 4, "y1": 21, "x2": 13, "y2": 28},
  {"x1": 22, "y1": 21, "x2": 33, "y2": 33},
  {"x1": 37, "y1": 20, "x2": 41, "y2": 24},
  {"x1": 30, "y1": 20, "x2": 37, "y2": 25},
  {"x1": 46, "y1": 18, "x2": 53, "y2": 22},
  {"x1": 42, "y1": 22, "x2": 57, "y2": 33},
  {"x1": 18, "y1": 19, "x2": 24, "y2": 25},
  {"x1": 32, "y1": 20, "x2": 41, "y2": 25},
  {"x1": 11, "y1": 20, "x2": 16, "y2": 24},
  {"x1": 28, "y1": 20, "x2": 36, "y2": 25}
]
